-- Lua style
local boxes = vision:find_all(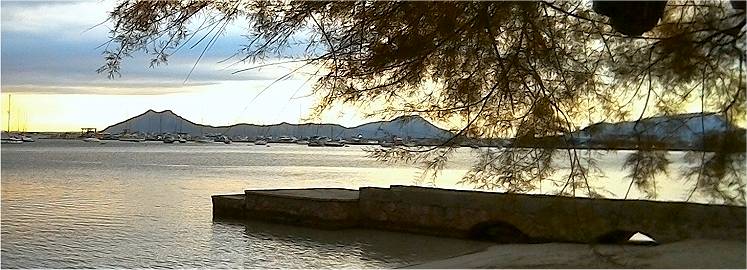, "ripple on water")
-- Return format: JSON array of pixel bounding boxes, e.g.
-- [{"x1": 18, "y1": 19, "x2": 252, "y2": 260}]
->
[{"x1": 2, "y1": 141, "x2": 491, "y2": 268}]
